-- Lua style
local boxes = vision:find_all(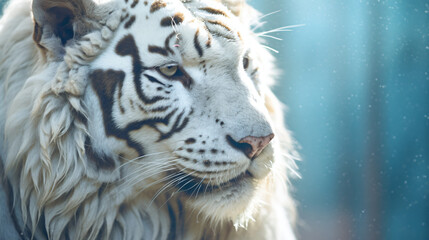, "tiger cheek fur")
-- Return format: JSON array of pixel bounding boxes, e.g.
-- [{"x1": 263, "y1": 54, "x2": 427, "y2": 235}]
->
[{"x1": 0, "y1": 0, "x2": 298, "y2": 239}]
